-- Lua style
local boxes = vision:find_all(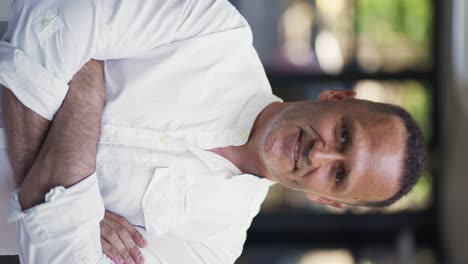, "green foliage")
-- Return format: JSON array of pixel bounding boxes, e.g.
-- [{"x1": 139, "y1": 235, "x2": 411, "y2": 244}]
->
[
  {"x1": 357, "y1": 0, "x2": 432, "y2": 44},
  {"x1": 408, "y1": 172, "x2": 432, "y2": 208},
  {"x1": 402, "y1": 81, "x2": 432, "y2": 142},
  {"x1": 356, "y1": 0, "x2": 433, "y2": 67}
]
